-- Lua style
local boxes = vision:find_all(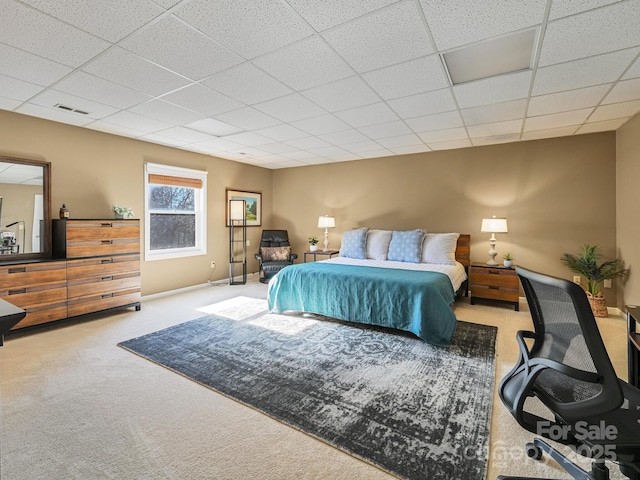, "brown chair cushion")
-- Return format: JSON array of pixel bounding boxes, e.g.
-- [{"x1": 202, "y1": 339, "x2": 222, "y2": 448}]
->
[{"x1": 261, "y1": 246, "x2": 291, "y2": 262}]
